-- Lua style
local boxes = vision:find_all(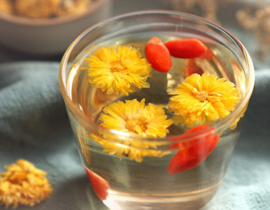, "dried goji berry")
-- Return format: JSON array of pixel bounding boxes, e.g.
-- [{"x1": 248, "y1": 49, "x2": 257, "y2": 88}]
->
[
  {"x1": 164, "y1": 39, "x2": 207, "y2": 59},
  {"x1": 186, "y1": 48, "x2": 213, "y2": 77},
  {"x1": 186, "y1": 59, "x2": 204, "y2": 77},
  {"x1": 200, "y1": 48, "x2": 213, "y2": 61},
  {"x1": 84, "y1": 166, "x2": 110, "y2": 200},
  {"x1": 167, "y1": 125, "x2": 219, "y2": 175},
  {"x1": 145, "y1": 37, "x2": 172, "y2": 73}
]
